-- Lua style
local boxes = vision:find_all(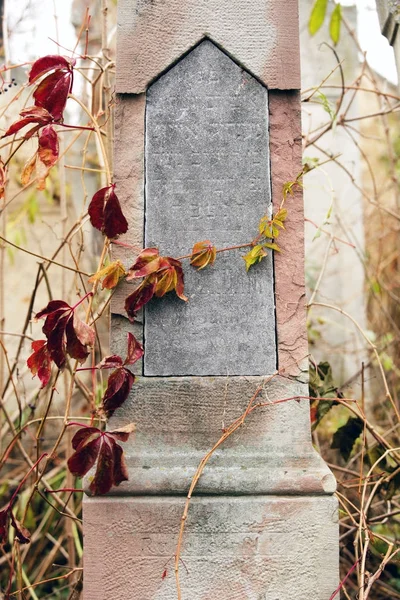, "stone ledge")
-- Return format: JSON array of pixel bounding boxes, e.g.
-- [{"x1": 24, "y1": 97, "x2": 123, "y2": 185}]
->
[{"x1": 83, "y1": 495, "x2": 339, "y2": 600}]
